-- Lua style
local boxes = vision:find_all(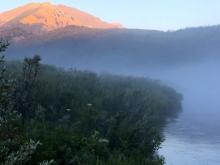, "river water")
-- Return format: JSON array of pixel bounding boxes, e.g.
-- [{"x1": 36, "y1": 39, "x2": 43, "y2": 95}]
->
[{"x1": 155, "y1": 61, "x2": 220, "y2": 165}]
